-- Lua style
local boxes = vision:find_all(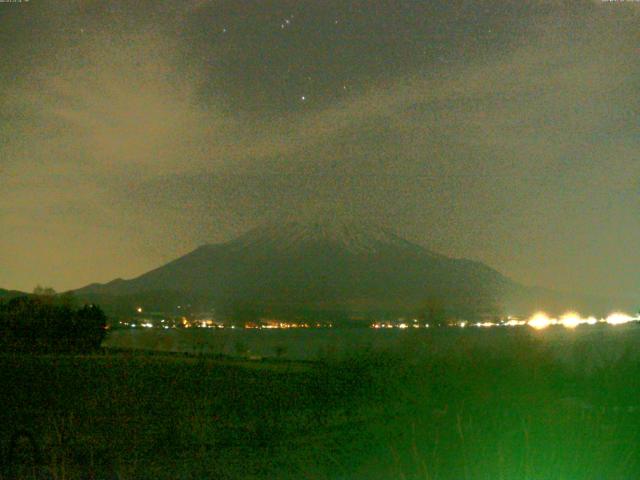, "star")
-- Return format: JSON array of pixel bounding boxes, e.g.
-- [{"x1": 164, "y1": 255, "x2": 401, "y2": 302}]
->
[
  {"x1": 281, "y1": 18, "x2": 292, "y2": 29},
  {"x1": 300, "y1": 95, "x2": 306, "y2": 101}
]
